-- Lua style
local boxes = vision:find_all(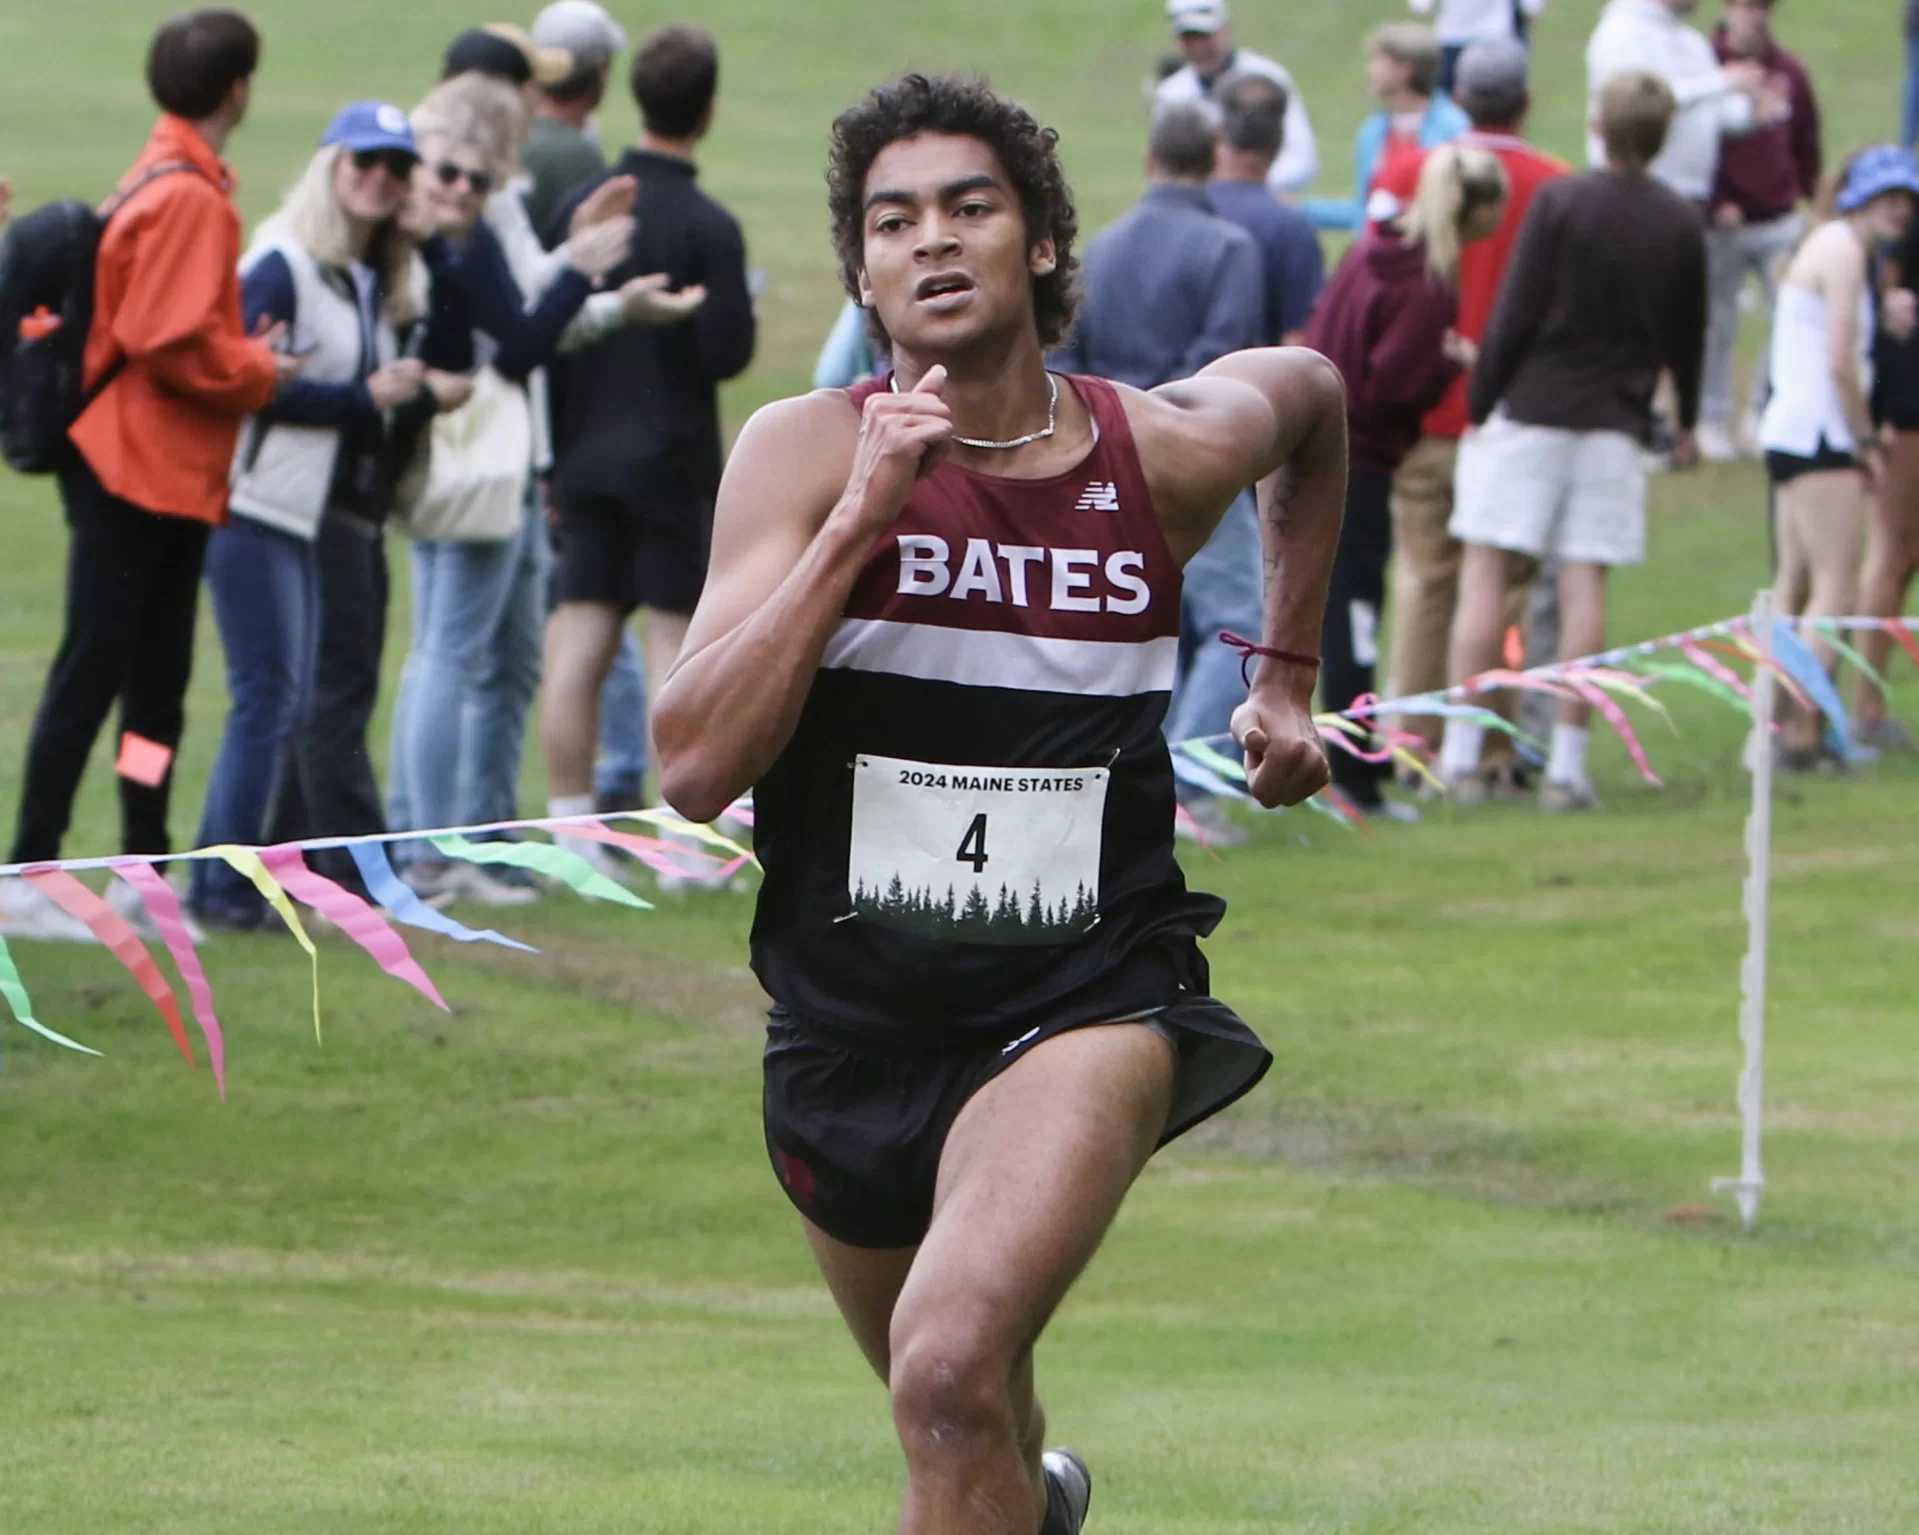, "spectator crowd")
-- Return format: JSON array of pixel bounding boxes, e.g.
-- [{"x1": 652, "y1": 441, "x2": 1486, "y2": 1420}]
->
[{"x1": 0, "y1": 0, "x2": 1914, "y2": 938}]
